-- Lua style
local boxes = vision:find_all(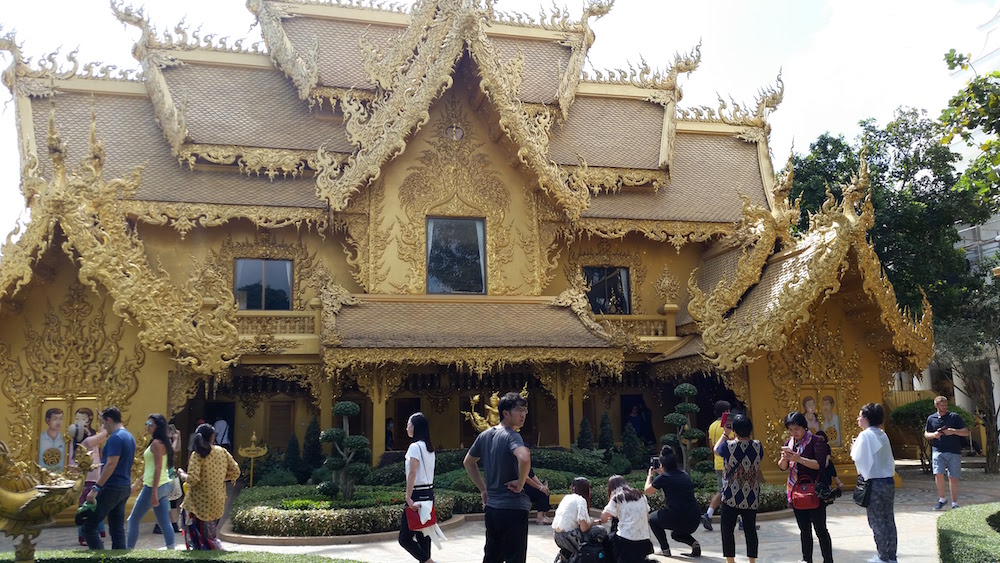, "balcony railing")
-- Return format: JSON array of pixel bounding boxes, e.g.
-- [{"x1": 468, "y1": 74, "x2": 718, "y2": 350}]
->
[
  {"x1": 235, "y1": 310, "x2": 317, "y2": 335},
  {"x1": 594, "y1": 314, "x2": 672, "y2": 338}
]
